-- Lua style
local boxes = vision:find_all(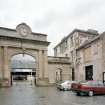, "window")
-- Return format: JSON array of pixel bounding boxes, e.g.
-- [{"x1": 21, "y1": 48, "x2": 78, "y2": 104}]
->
[
  {"x1": 60, "y1": 45, "x2": 62, "y2": 53},
  {"x1": 54, "y1": 49, "x2": 57, "y2": 56},
  {"x1": 65, "y1": 54, "x2": 68, "y2": 57},
  {"x1": 65, "y1": 40, "x2": 68, "y2": 48},
  {"x1": 75, "y1": 37, "x2": 79, "y2": 47},
  {"x1": 70, "y1": 36, "x2": 73, "y2": 47},
  {"x1": 60, "y1": 41, "x2": 67, "y2": 53},
  {"x1": 71, "y1": 51, "x2": 73, "y2": 61}
]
